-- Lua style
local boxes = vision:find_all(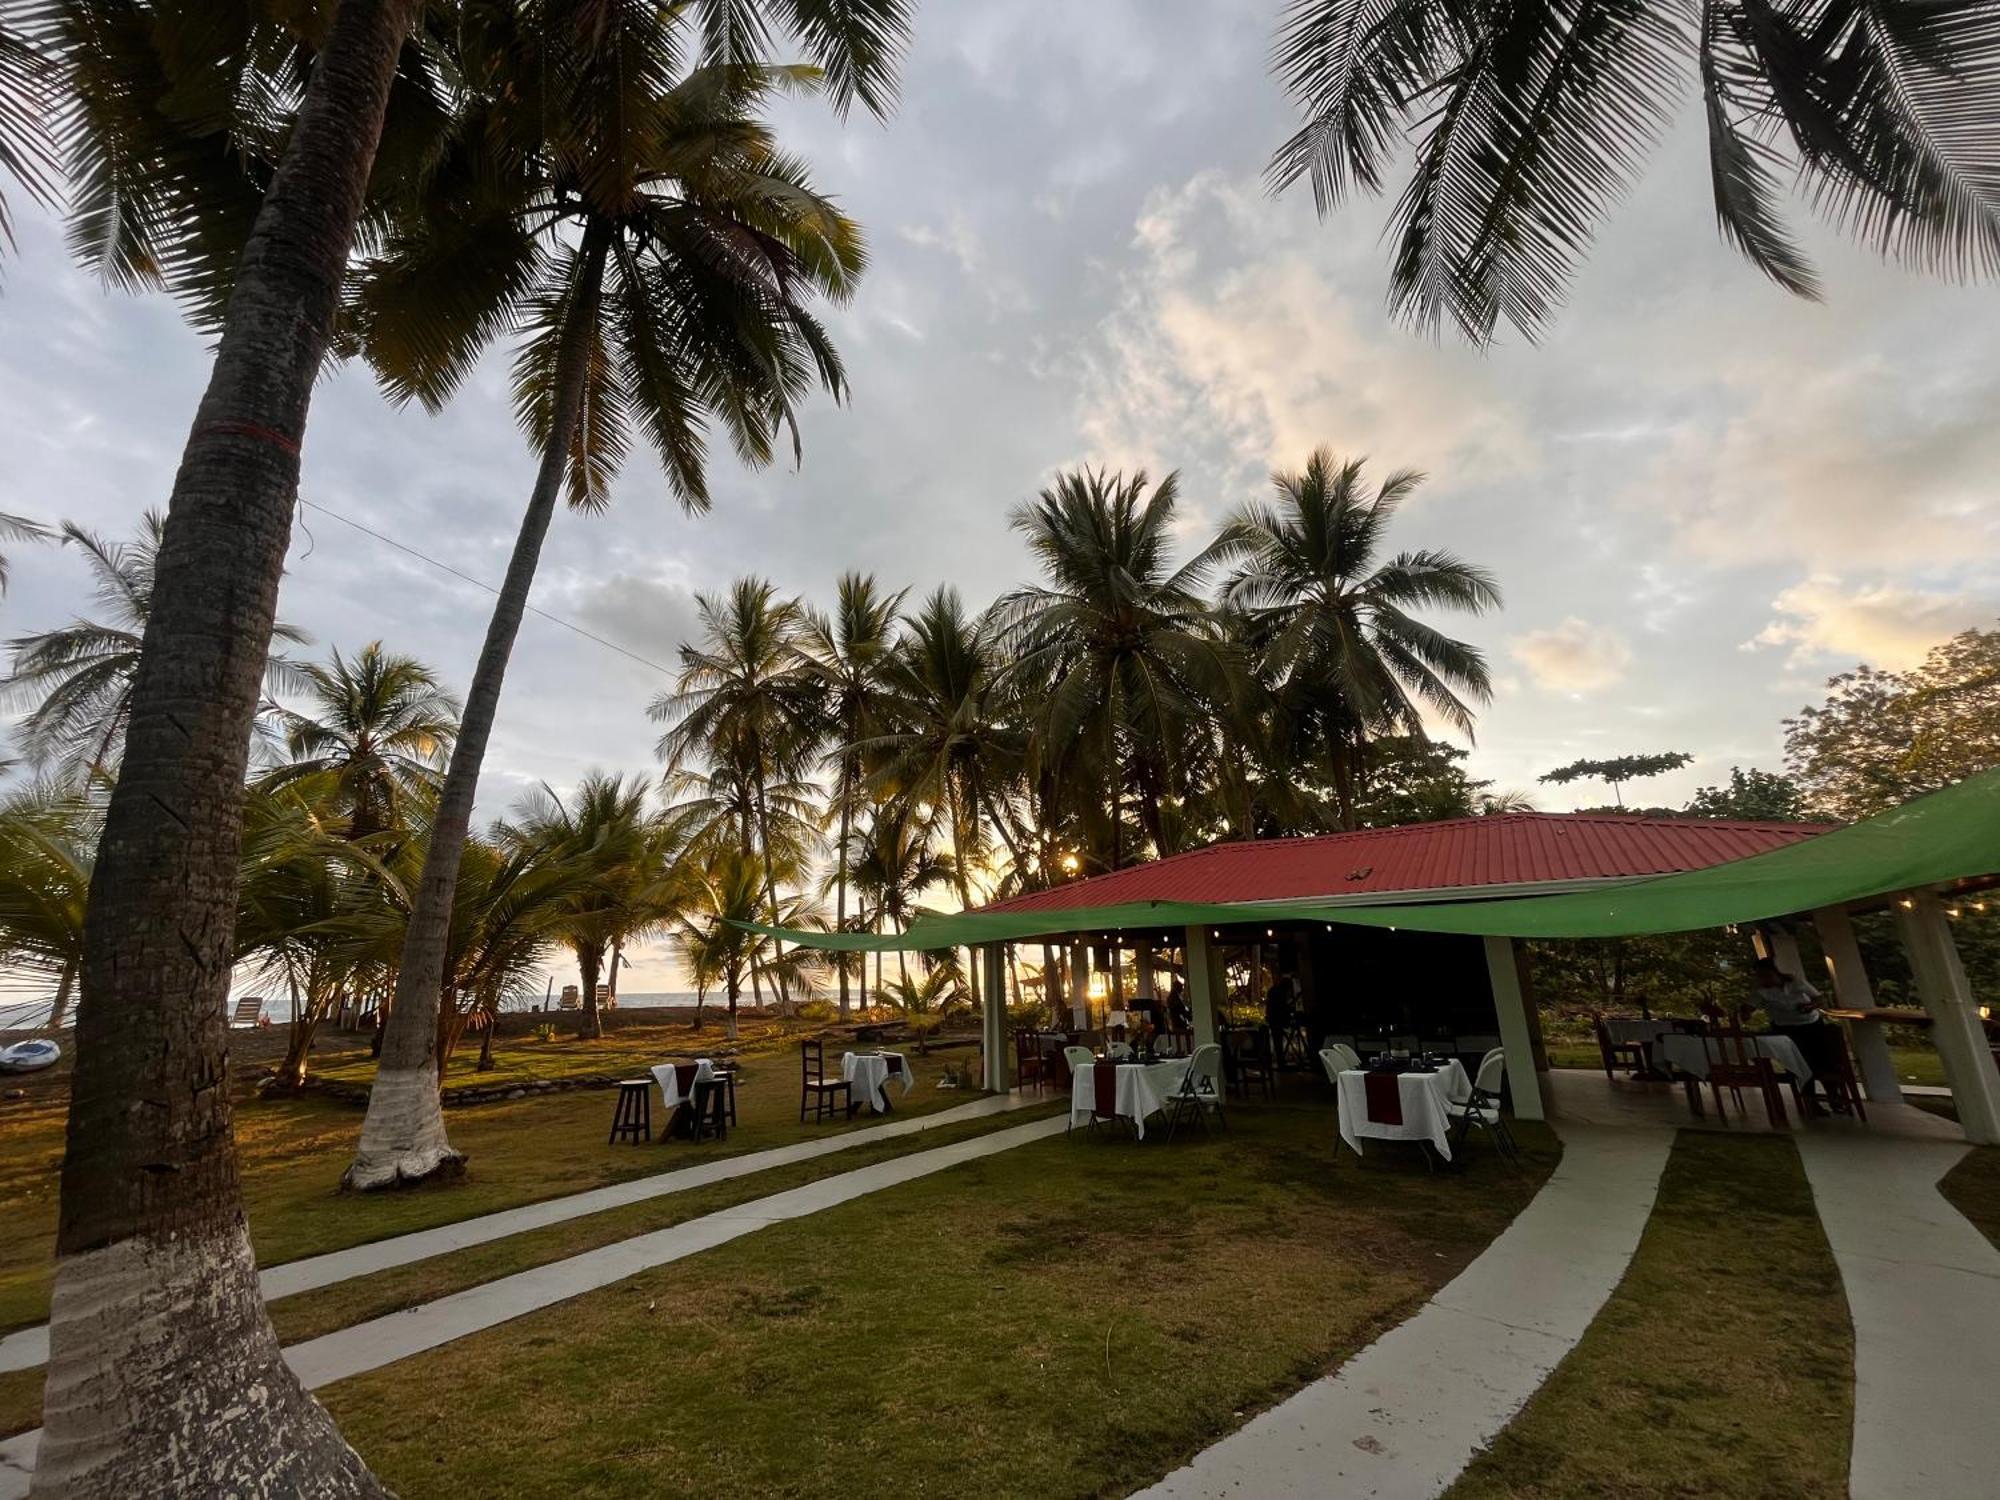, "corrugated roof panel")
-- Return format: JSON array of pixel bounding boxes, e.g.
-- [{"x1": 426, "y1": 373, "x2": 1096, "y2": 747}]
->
[{"x1": 981, "y1": 813, "x2": 1832, "y2": 913}]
